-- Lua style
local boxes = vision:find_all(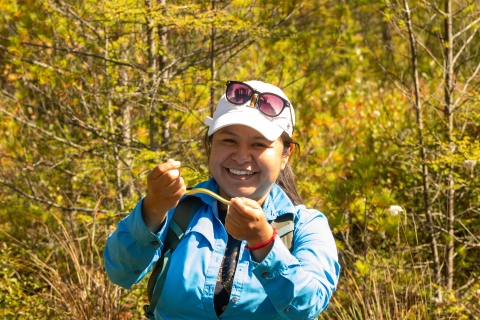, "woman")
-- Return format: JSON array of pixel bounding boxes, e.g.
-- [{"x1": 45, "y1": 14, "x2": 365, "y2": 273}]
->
[{"x1": 104, "y1": 80, "x2": 340, "y2": 319}]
